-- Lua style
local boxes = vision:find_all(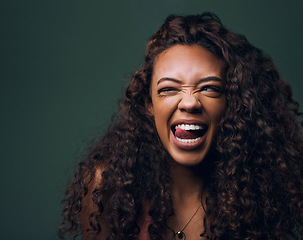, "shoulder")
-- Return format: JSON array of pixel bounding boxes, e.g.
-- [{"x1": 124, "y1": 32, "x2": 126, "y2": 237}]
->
[{"x1": 80, "y1": 162, "x2": 108, "y2": 240}]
